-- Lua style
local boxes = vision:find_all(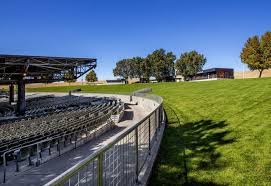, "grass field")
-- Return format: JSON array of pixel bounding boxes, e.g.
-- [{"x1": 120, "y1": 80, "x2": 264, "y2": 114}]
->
[{"x1": 27, "y1": 78, "x2": 271, "y2": 185}]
